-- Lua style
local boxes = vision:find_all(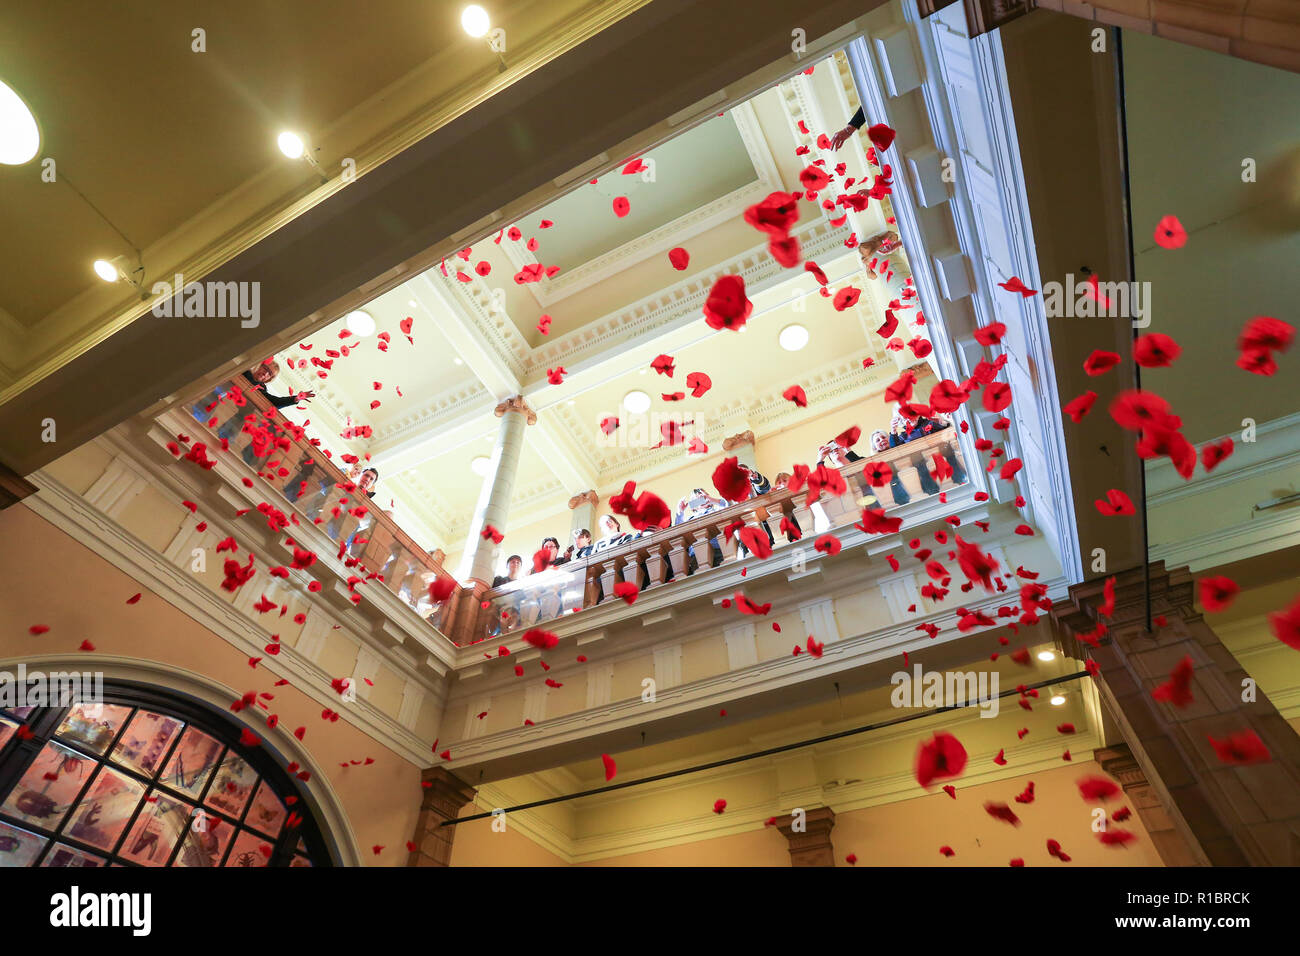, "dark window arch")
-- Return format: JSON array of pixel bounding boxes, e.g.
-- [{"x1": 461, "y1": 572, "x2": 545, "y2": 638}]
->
[{"x1": 0, "y1": 679, "x2": 334, "y2": 868}]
